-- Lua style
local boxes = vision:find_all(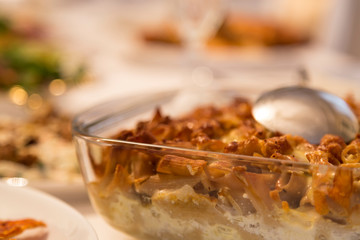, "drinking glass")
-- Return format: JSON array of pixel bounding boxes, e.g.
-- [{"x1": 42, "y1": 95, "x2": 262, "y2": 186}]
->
[{"x1": 175, "y1": 0, "x2": 227, "y2": 87}]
